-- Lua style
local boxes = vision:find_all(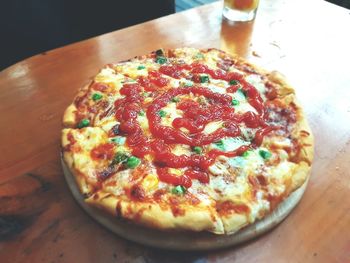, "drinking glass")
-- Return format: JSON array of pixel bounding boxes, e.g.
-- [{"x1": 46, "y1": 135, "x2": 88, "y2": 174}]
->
[{"x1": 223, "y1": 0, "x2": 260, "y2": 22}]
